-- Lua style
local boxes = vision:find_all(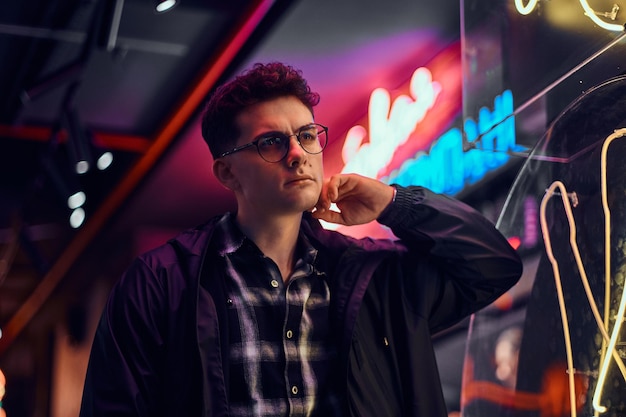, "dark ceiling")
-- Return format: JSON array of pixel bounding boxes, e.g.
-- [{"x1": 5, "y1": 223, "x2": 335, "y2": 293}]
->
[{"x1": 0, "y1": 0, "x2": 276, "y2": 132}]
